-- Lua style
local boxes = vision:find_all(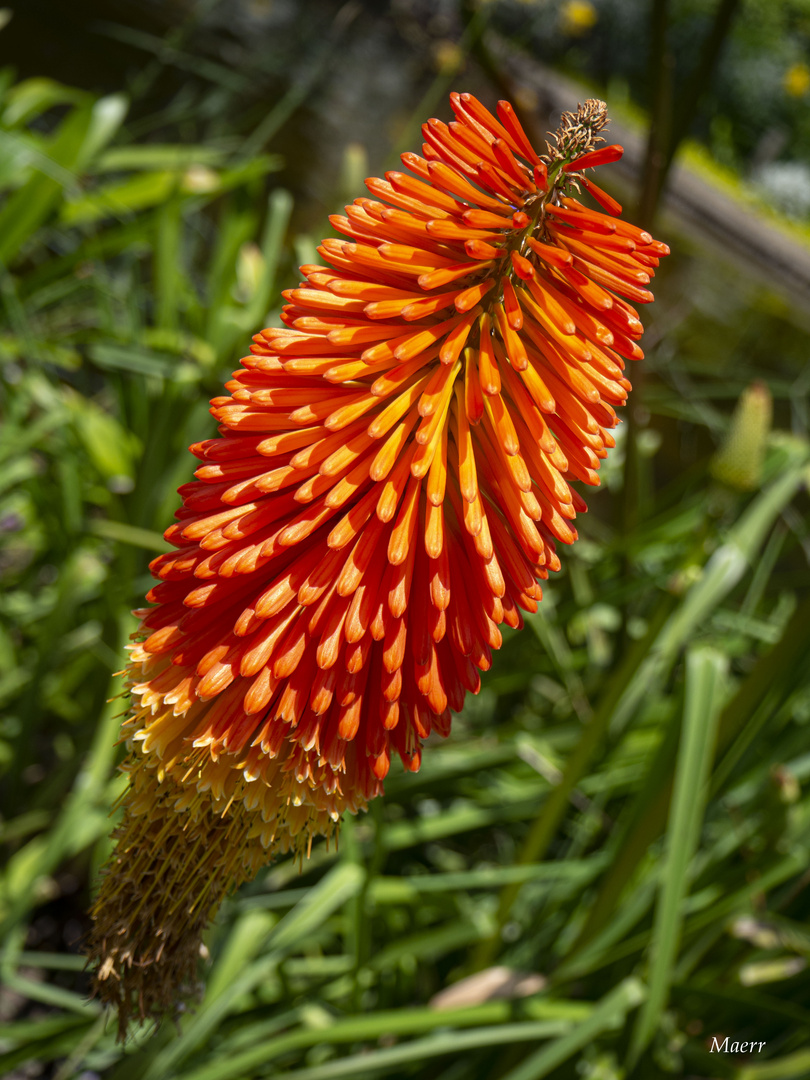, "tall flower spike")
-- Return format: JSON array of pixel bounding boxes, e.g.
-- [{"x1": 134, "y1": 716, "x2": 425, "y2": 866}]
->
[{"x1": 89, "y1": 94, "x2": 669, "y2": 1035}]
